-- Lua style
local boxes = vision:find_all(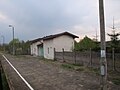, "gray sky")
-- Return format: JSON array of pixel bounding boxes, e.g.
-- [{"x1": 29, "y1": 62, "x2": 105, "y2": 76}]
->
[{"x1": 0, "y1": 0, "x2": 120, "y2": 43}]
